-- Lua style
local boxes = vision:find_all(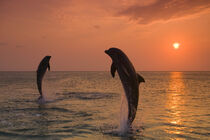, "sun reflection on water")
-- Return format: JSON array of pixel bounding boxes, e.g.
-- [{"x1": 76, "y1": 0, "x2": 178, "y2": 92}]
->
[{"x1": 166, "y1": 72, "x2": 186, "y2": 136}]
